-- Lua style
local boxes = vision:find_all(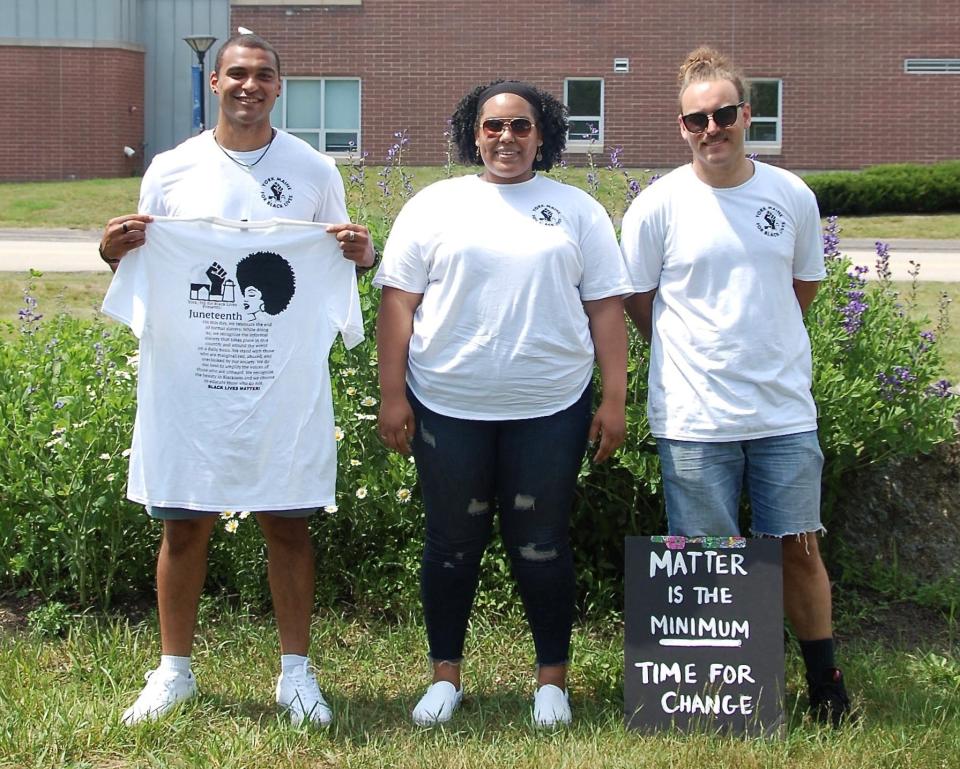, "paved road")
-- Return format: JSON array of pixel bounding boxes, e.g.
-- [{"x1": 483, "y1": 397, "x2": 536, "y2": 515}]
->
[{"x1": 0, "y1": 228, "x2": 959, "y2": 281}]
